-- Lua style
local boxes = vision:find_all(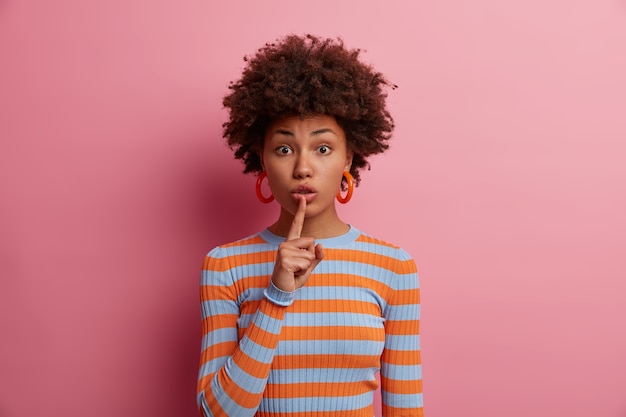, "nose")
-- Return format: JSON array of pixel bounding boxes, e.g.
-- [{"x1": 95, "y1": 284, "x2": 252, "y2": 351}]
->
[{"x1": 293, "y1": 154, "x2": 313, "y2": 179}]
